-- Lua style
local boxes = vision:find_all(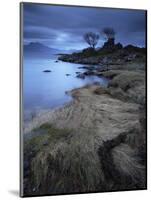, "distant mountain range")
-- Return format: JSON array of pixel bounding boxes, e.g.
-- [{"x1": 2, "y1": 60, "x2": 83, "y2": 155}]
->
[
  {"x1": 24, "y1": 42, "x2": 78, "y2": 58},
  {"x1": 24, "y1": 42, "x2": 60, "y2": 58}
]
